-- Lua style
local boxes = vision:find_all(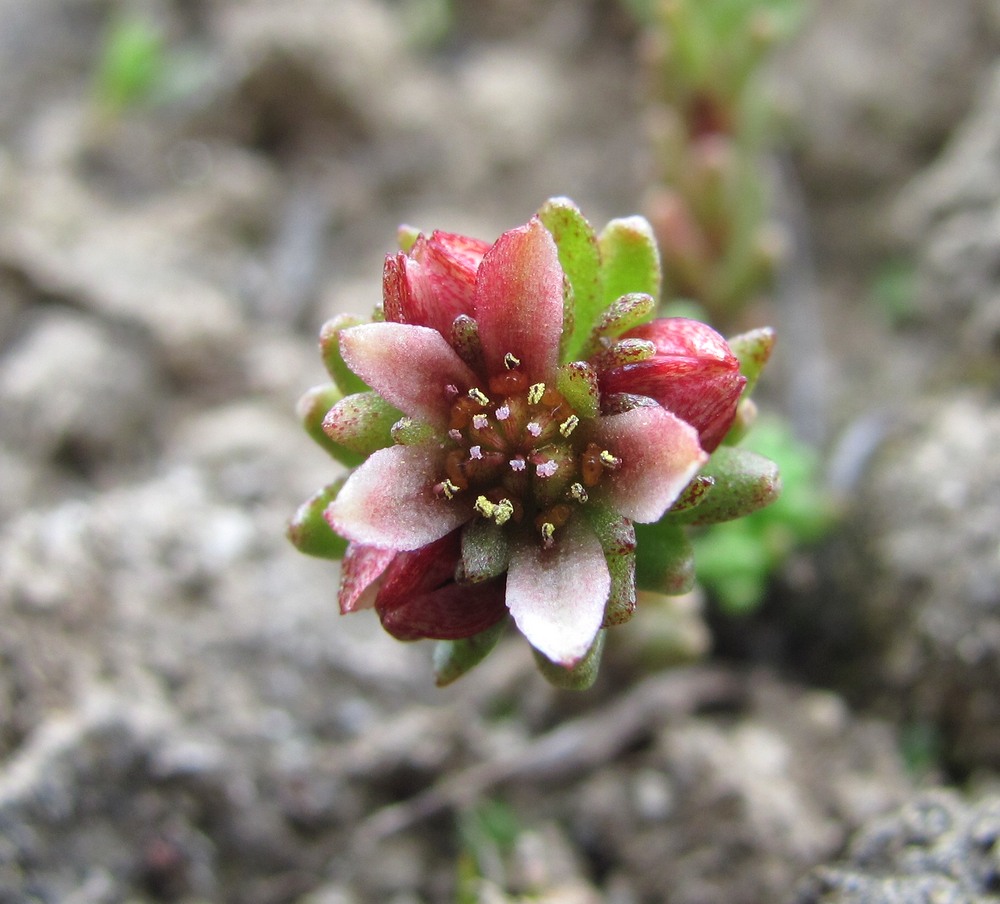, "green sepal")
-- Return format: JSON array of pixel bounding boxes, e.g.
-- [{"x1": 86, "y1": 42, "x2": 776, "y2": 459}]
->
[
  {"x1": 397, "y1": 223, "x2": 421, "y2": 253},
  {"x1": 319, "y1": 314, "x2": 370, "y2": 396},
  {"x1": 297, "y1": 384, "x2": 363, "y2": 467},
  {"x1": 556, "y1": 362, "x2": 600, "y2": 419},
  {"x1": 727, "y1": 326, "x2": 775, "y2": 396},
  {"x1": 581, "y1": 292, "x2": 656, "y2": 358},
  {"x1": 634, "y1": 520, "x2": 696, "y2": 595},
  {"x1": 391, "y1": 417, "x2": 438, "y2": 446},
  {"x1": 668, "y1": 446, "x2": 781, "y2": 526},
  {"x1": 597, "y1": 215, "x2": 661, "y2": 309},
  {"x1": 322, "y1": 391, "x2": 401, "y2": 457},
  {"x1": 286, "y1": 479, "x2": 349, "y2": 560},
  {"x1": 586, "y1": 505, "x2": 637, "y2": 626},
  {"x1": 458, "y1": 518, "x2": 510, "y2": 584},
  {"x1": 433, "y1": 619, "x2": 508, "y2": 687},
  {"x1": 537, "y1": 197, "x2": 603, "y2": 360},
  {"x1": 533, "y1": 629, "x2": 606, "y2": 690},
  {"x1": 451, "y1": 314, "x2": 484, "y2": 371}
]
